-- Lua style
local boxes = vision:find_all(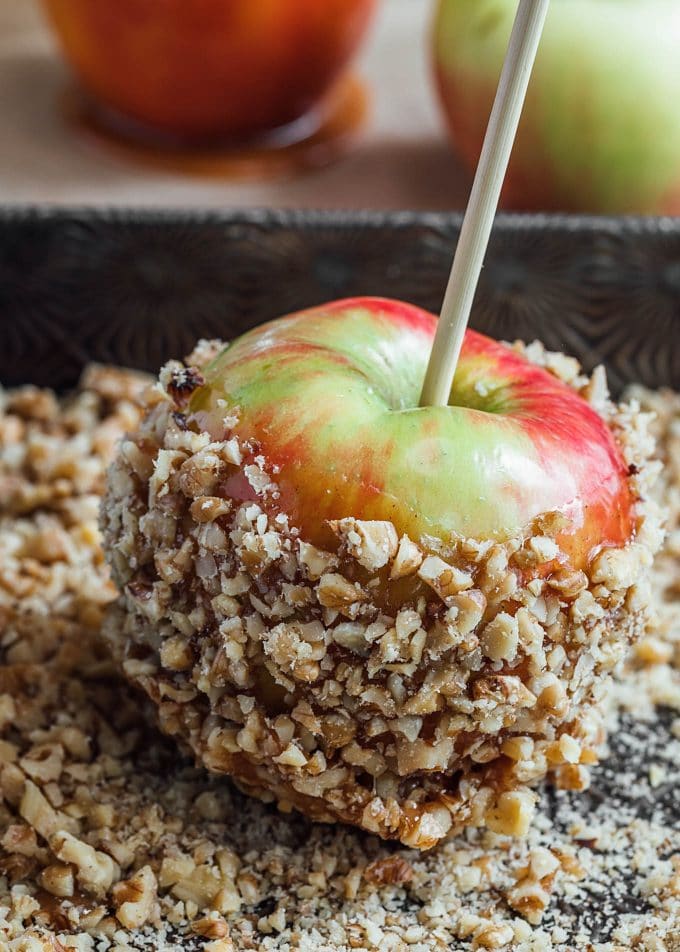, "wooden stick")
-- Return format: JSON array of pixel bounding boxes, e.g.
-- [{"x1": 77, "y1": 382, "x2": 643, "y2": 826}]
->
[{"x1": 420, "y1": 0, "x2": 549, "y2": 408}]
